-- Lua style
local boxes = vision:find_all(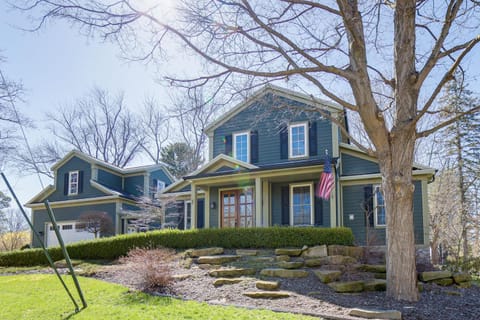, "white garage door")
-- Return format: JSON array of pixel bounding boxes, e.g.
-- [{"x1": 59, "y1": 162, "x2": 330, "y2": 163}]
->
[{"x1": 46, "y1": 221, "x2": 95, "y2": 247}]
